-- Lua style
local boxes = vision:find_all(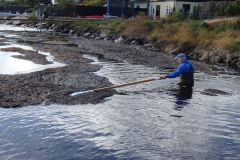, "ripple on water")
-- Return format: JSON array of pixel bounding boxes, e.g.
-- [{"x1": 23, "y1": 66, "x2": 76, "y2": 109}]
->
[{"x1": 0, "y1": 46, "x2": 240, "y2": 159}]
